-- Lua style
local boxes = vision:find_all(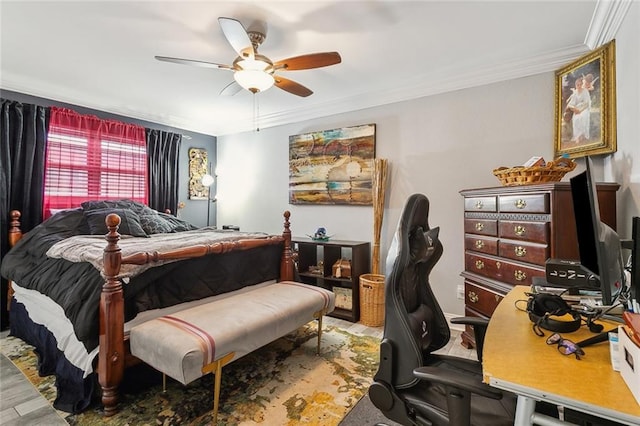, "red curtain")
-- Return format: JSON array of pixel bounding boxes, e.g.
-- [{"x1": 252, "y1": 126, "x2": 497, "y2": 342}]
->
[{"x1": 43, "y1": 107, "x2": 148, "y2": 217}]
